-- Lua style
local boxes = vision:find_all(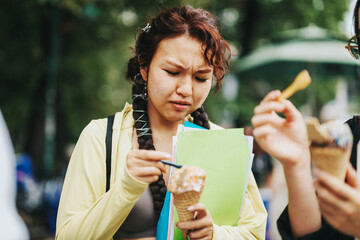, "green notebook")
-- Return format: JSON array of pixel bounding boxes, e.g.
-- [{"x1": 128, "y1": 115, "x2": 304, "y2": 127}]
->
[{"x1": 173, "y1": 128, "x2": 253, "y2": 239}]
